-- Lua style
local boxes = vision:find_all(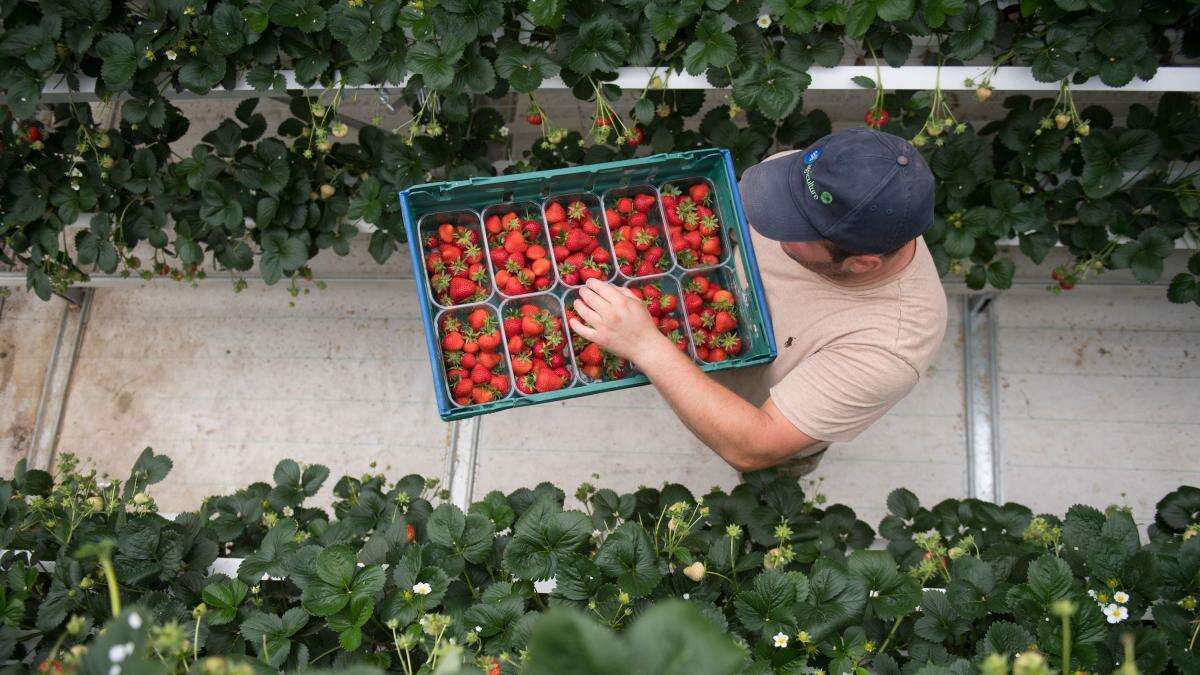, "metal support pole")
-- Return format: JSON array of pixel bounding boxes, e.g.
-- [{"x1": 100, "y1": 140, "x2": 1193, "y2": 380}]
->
[
  {"x1": 446, "y1": 417, "x2": 482, "y2": 509},
  {"x1": 961, "y1": 294, "x2": 1002, "y2": 503},
  {"x1": 27, "y1": 289, "x2": 94, "y2": 470}
]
